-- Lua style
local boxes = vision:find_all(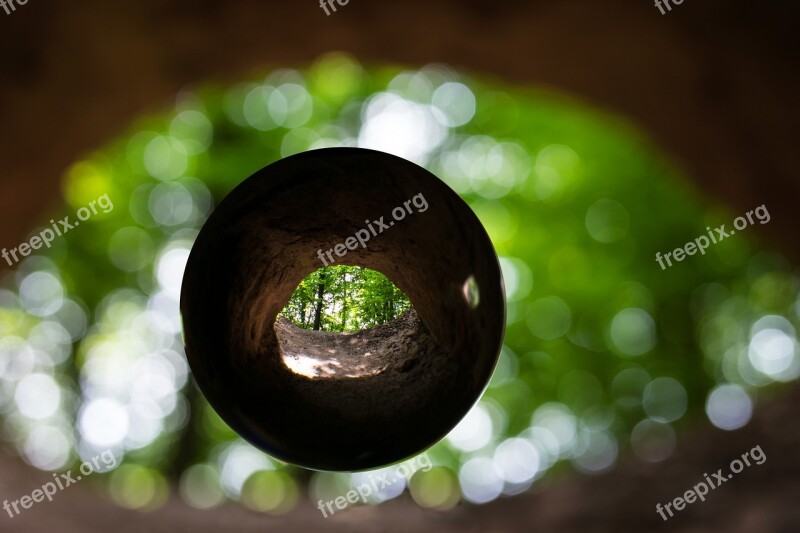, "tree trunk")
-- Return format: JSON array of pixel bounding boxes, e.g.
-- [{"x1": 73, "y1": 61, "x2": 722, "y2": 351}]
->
[
  {"x1": 340, "y1": 286, "x2": 348, "y2": 331},
  {"x1": 312, "y1": 271, "x2": 326, "y2": 331},
  {"x1": 299, "y1": 301, "x2": 307, "y2": 327}
]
